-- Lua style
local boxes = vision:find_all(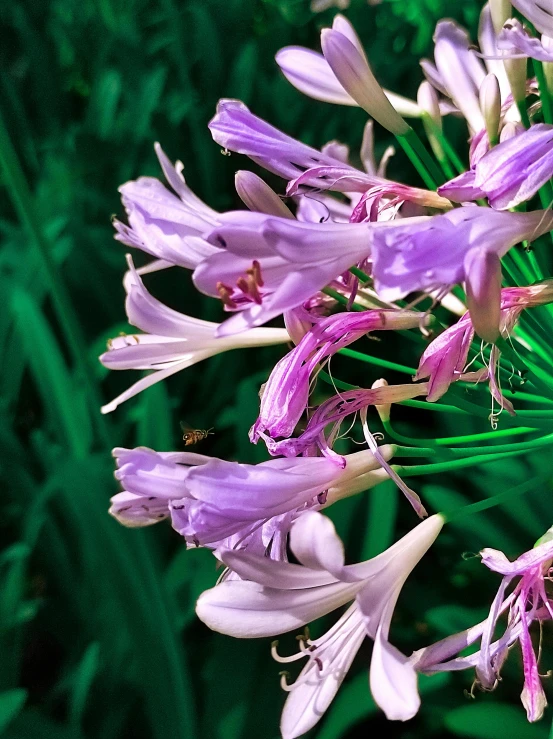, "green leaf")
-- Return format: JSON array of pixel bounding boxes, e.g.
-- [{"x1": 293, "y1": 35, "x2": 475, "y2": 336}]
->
[
  {"x1": 445, "y1": 703, "x2": 548, "y2": 739},
  {"x1": 0, "y1": 689, "x2": 27, "y2": 735}
]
